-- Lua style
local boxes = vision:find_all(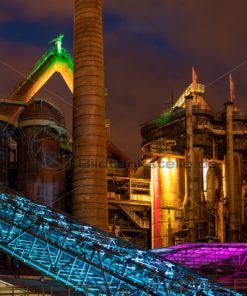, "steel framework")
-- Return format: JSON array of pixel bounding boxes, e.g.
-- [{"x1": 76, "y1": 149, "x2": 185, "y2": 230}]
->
[
  {"x1": 0, "y1": 193, "x2": 241, "y2": 295},
  {"x1": 155, "y1": 243, "x2": 247, "y2": 292},
  {"x1": 155, "y1": 243, "x2": 247, "y2": 268}
]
